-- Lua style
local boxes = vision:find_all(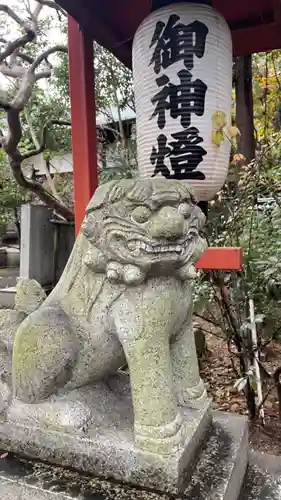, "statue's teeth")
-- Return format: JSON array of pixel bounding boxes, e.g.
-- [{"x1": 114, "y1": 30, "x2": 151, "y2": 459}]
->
[
  {"x1": 145, "y1": 244, "x2": 153, "y2": 252},
  {"x1": 129, "y1": 241, "x2": 183, "y2": 255},
  {"x1": 132, "y1": 248, "x2": 141, "y2": 256}
]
